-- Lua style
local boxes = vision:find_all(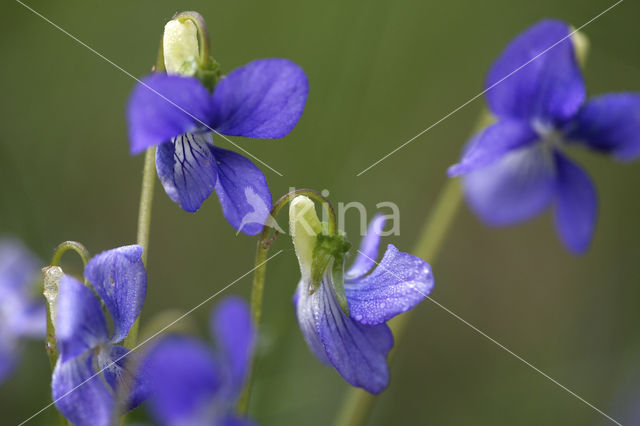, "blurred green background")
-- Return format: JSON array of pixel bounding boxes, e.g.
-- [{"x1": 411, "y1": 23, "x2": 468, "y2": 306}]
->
[{"x1": 2, "y1": 0, "x2": 640, "y2": 424}]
